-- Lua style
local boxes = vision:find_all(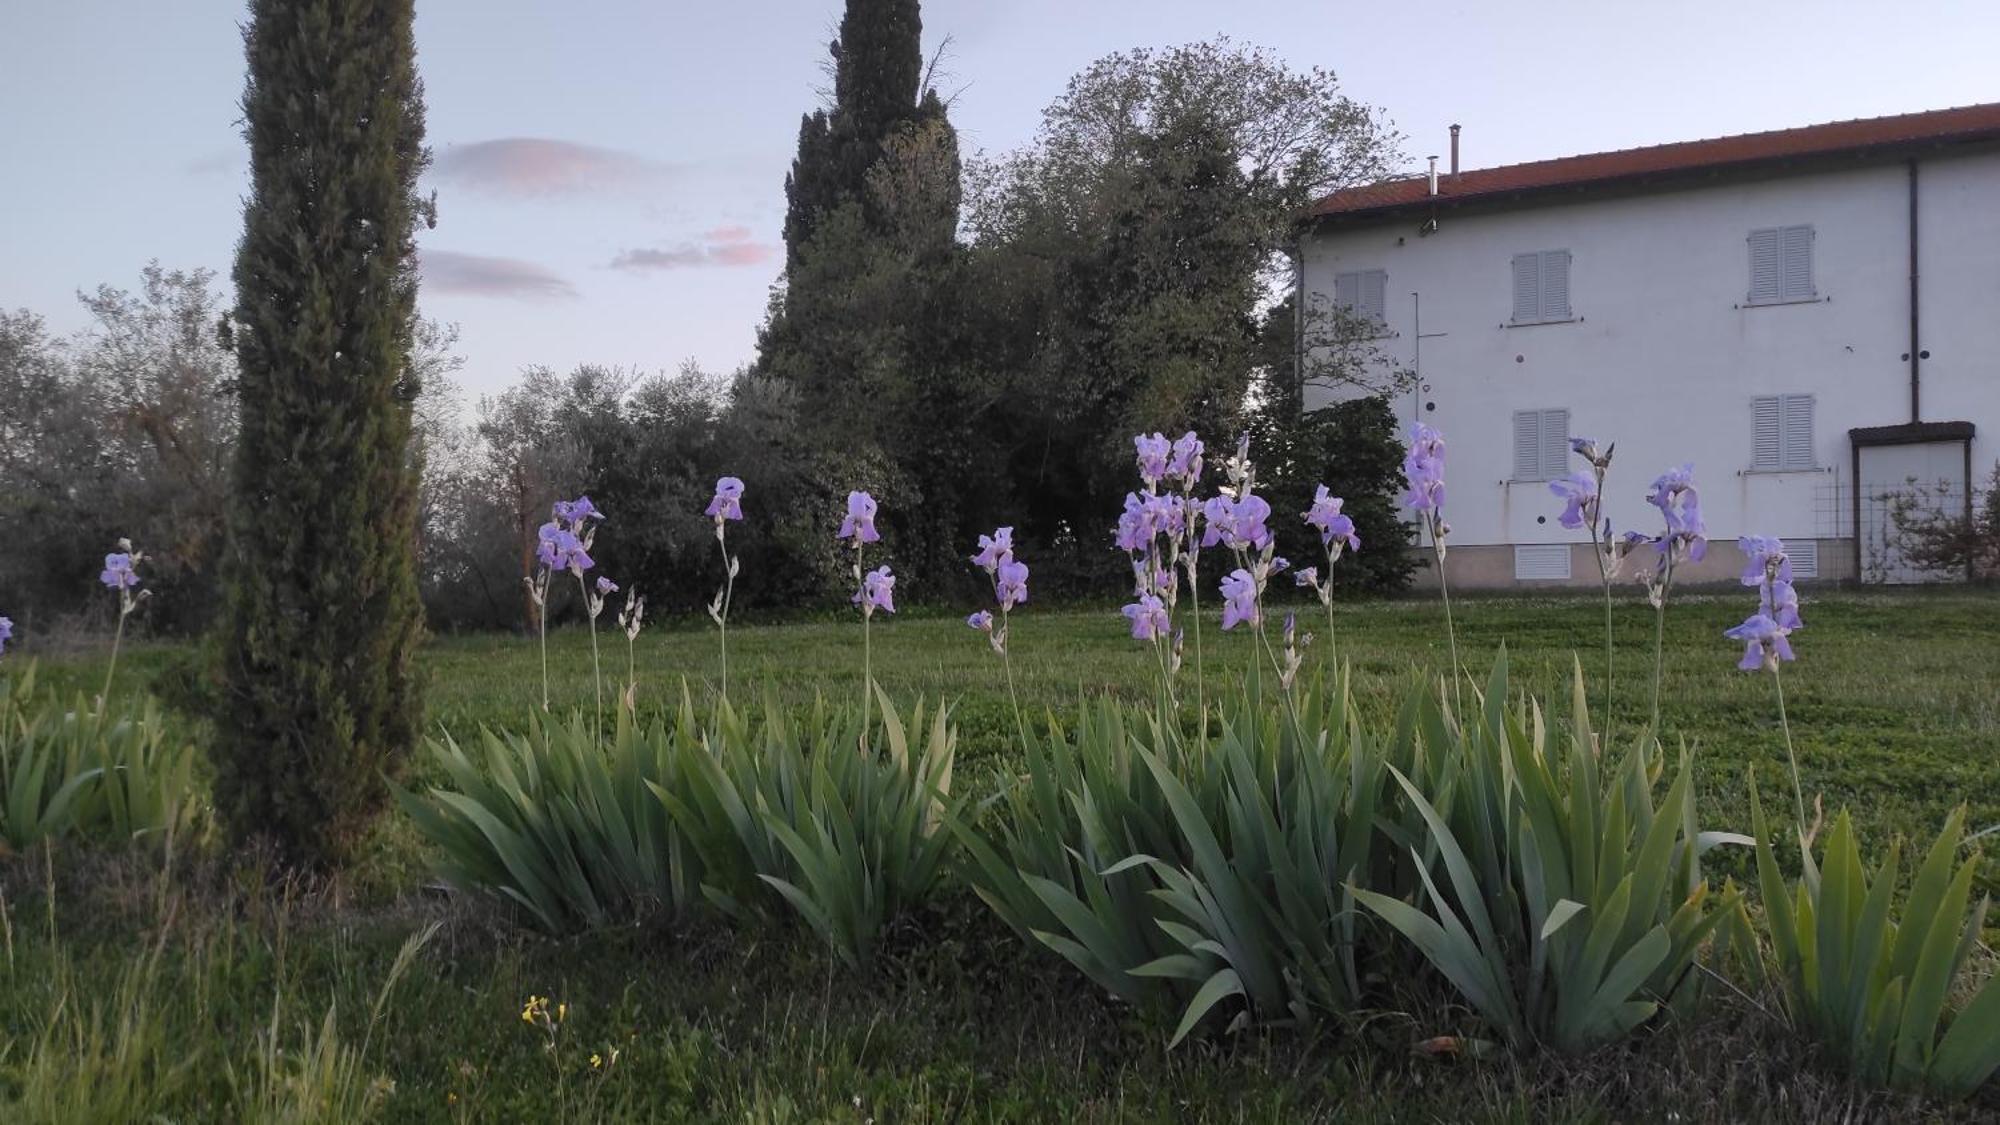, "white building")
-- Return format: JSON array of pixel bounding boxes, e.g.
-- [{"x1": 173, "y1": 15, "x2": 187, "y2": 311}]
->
[{"x1": 1300, "y1": 104, "x2": 2000, "y2": 586}]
